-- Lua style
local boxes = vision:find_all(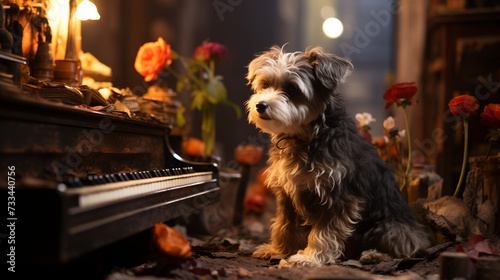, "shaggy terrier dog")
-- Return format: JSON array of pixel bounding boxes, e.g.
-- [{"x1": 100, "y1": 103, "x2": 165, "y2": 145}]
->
[{"x1": 245, "y1": 46, "x2": 429, "y2": 267}]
